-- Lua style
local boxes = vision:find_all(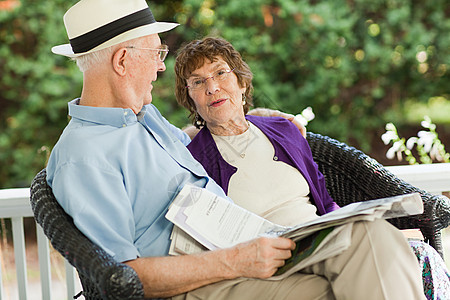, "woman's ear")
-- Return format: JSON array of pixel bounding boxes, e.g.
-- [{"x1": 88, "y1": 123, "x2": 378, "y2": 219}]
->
[
  {"x1": 240, "y1": 83, "x2": 247, "y2": 95},
  {"x1": 112, "y1": 48, "x2": 128, "y2": 76}
]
